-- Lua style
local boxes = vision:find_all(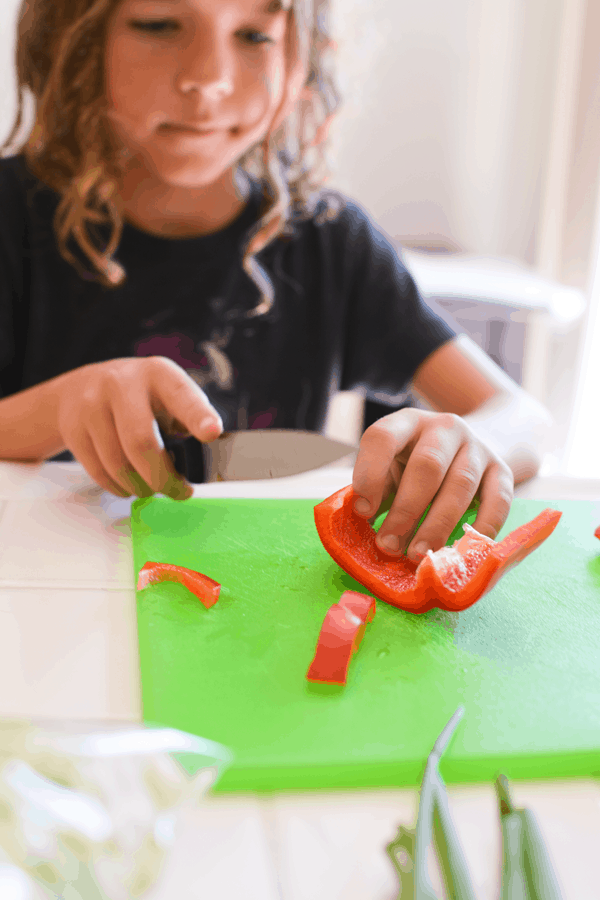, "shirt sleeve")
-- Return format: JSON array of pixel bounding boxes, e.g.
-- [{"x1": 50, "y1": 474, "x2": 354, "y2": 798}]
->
[{"x1": 332, "y1": 197, "x2": 459, "y2": 404}]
